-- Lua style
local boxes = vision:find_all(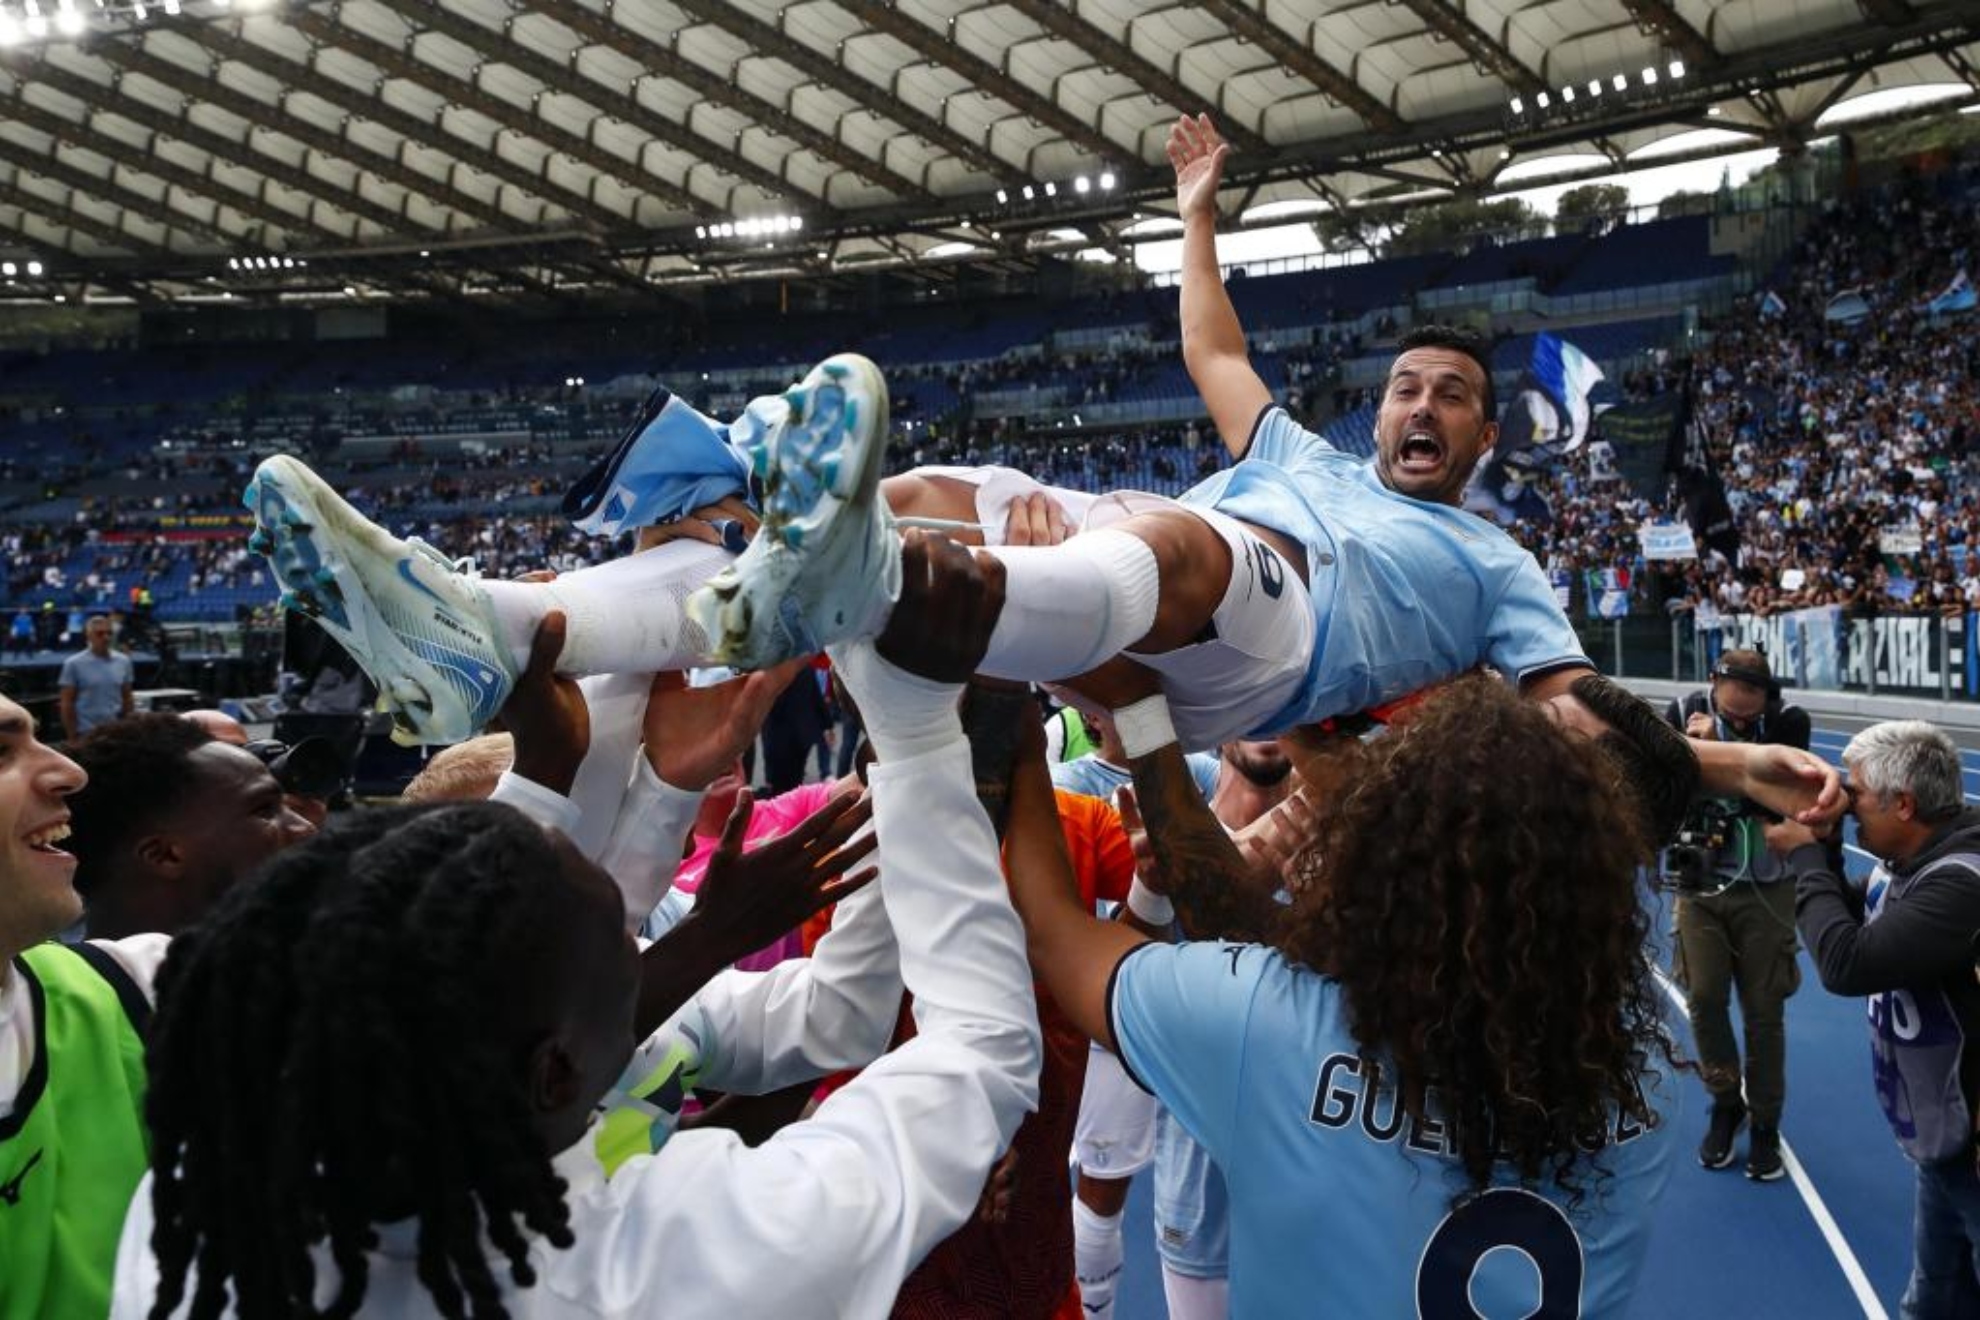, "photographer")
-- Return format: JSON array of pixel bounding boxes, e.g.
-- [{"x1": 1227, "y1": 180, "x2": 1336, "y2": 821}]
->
[{"x1": 1663, "y1": 649, "x2": 1813, "y2": 1181}]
